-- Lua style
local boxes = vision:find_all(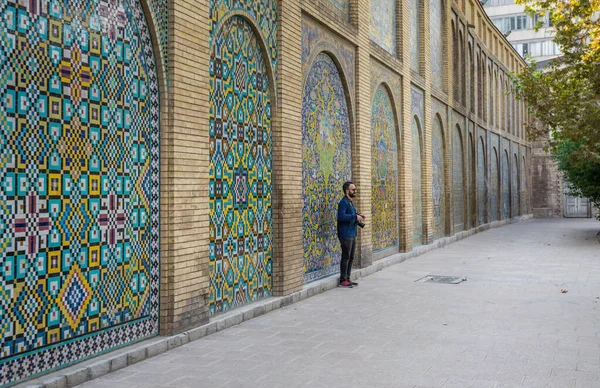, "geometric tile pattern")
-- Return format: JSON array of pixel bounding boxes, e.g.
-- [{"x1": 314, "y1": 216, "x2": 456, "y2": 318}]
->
[
  {"x1": 208, "y1": 16, "x2": 273, "y2": 315},
  {"x1": 453, "y1": 126, "x2": 465, "y2": 231},
  {"x1": 370, "y1": 0, "x2": 396, "y2": 55},
  {"x1": 209, "y1": 0, "x2": 277, "y2": 84},
  {"x1": 0, "y1": 0, "x2": 160, "y2": 385},
  {"x1": 302, "y1": 53, "x2": 352, "y2": 283},
  {"x1": 432, "y1": 116, "x2": 445, "y2": 240},
  {"x1": 370, "y1": 86, "x2": 398, "y2": 252},
  {"x1": 412, "y1": 118, "x2": 423, "y2": 246},
  {"x1": 148, "y1": 0, "x2": 167, "y2": 78}
]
